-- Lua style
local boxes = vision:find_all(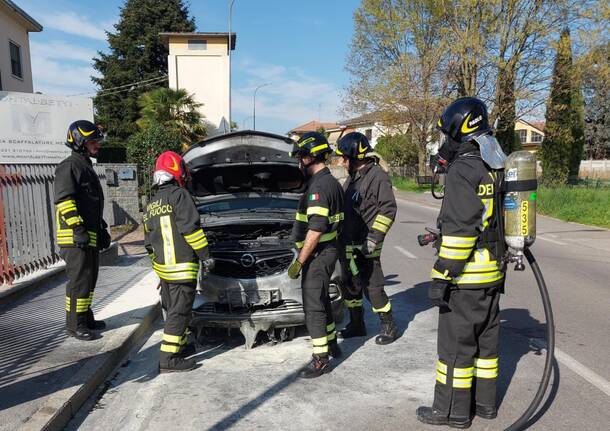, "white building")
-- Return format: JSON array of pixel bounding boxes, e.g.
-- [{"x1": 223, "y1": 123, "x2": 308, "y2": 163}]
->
[
  {"x1": 0, "y1": 0, "x2": 42, "y2": 92},
  {"x1": 160, "y1": 32, "x2": 236, "y2": 135},
  {"x1": 338, "y1": 113, "x2": 409, "y2": 148}
]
